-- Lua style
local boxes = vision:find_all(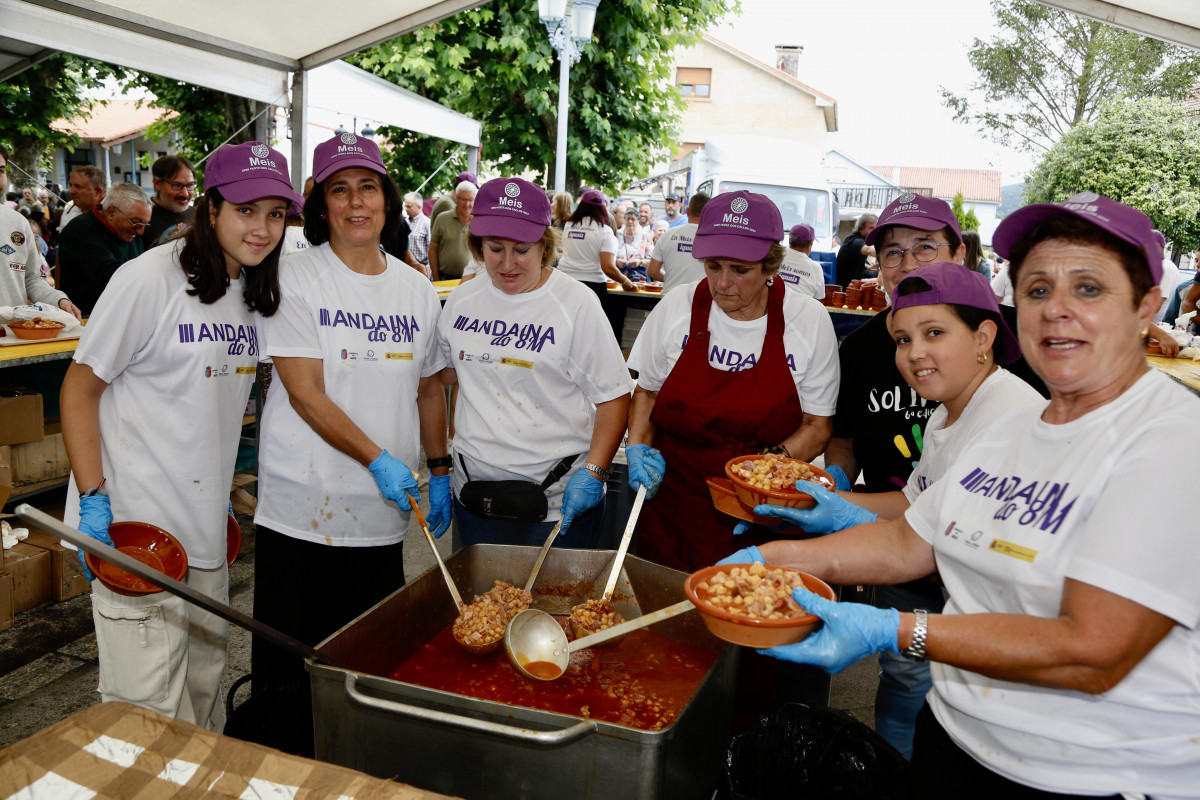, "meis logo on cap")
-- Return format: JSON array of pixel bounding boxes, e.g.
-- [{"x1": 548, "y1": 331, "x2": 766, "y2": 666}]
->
[
  {"x1": 1070, "y1": 191, "x2": 1100, "y2": 203},
  {"x1": 730, "y1": 197, "x2": 749, "y2": 214},
  {"x1": 340, "y1": 133, "x2": 358, "y2": 145},
  {"x1": 897, "y1": 192, "x2": 916, "y2": 204},
  {"x1": 499, "y1": 181, "x2": 523, "y2": 208},
  {"x1": 248, "y1": 143, "x2": 276, "y2": 169},
  {"x1": 250, "y1": 144, "x2": 270, "y2": 158}
]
